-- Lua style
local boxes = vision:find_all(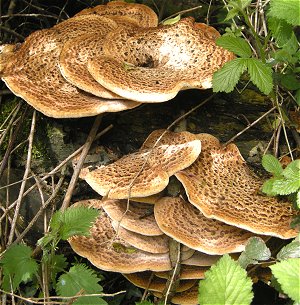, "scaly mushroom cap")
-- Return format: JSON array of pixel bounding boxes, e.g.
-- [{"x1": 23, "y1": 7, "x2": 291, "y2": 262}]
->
[
  {"x1": 59, "y1": 17, "x2": 138, "y2": 99},
  {"x1": 75, "y1": 1, "x2": 158, "y2": 28},
  {"x1": 69, "y1": 206, "x2": 171, "y2": 273},
  {"x1": 168, "y1": 285, "x2": 199, "y2": 305},
  {"x1": 155, "y1": 197, "x2": 263, "y2": 255},
  {"x1": 182, "y1": 251, "x2": 221, "y2": 267},
  {"x1": 0, "y1": 15, "x2": 140, "y2": 118},
  {"x1": 123, "y1": 272, "x2": 197, "y2": 293},
  {"x1": 88, "y1": 17, "x2": 234, "y2": 102},
  {"x1": 155, "y1": 265, "x2": 208, "y2": 280},
  {"x1": 84, "y1": 130, "x2": 201, "y2": 199},
  {"x1": 102, "y1": 200, "x2": 164, "y2": 236},
  {"x1": 175, "y1": 134, "x2": 300, "y2": 239},
  {"x1": 111, "y1": 220, "x2": 170, "y2": 254}
]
